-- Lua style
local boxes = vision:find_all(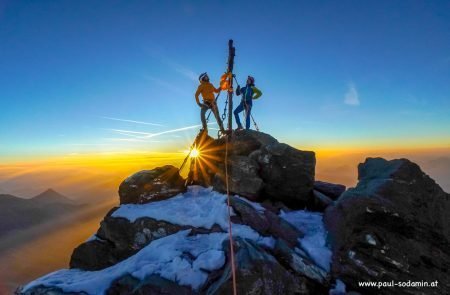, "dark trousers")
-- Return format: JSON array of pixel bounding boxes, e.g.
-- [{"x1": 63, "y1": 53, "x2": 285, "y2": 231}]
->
[{"x1": 201, "y1": 101, "x2": 224, "y2": 132}]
